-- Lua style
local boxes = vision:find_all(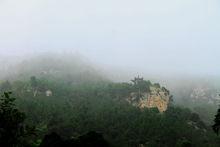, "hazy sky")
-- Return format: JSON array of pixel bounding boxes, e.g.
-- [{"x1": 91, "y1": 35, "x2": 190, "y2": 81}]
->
[{"x1": 0, "y1": 0, "x2": 219, "y2": 76}]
